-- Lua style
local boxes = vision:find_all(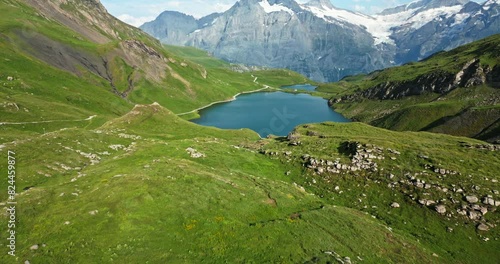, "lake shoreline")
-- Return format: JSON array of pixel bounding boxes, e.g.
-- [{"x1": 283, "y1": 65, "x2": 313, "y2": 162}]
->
[
  {"x1": 176, "y1": 85, "x2": 278, "y2": 117},
  {"x1": 190, "y1": 88, "x2": 350, "y2": 138}
]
